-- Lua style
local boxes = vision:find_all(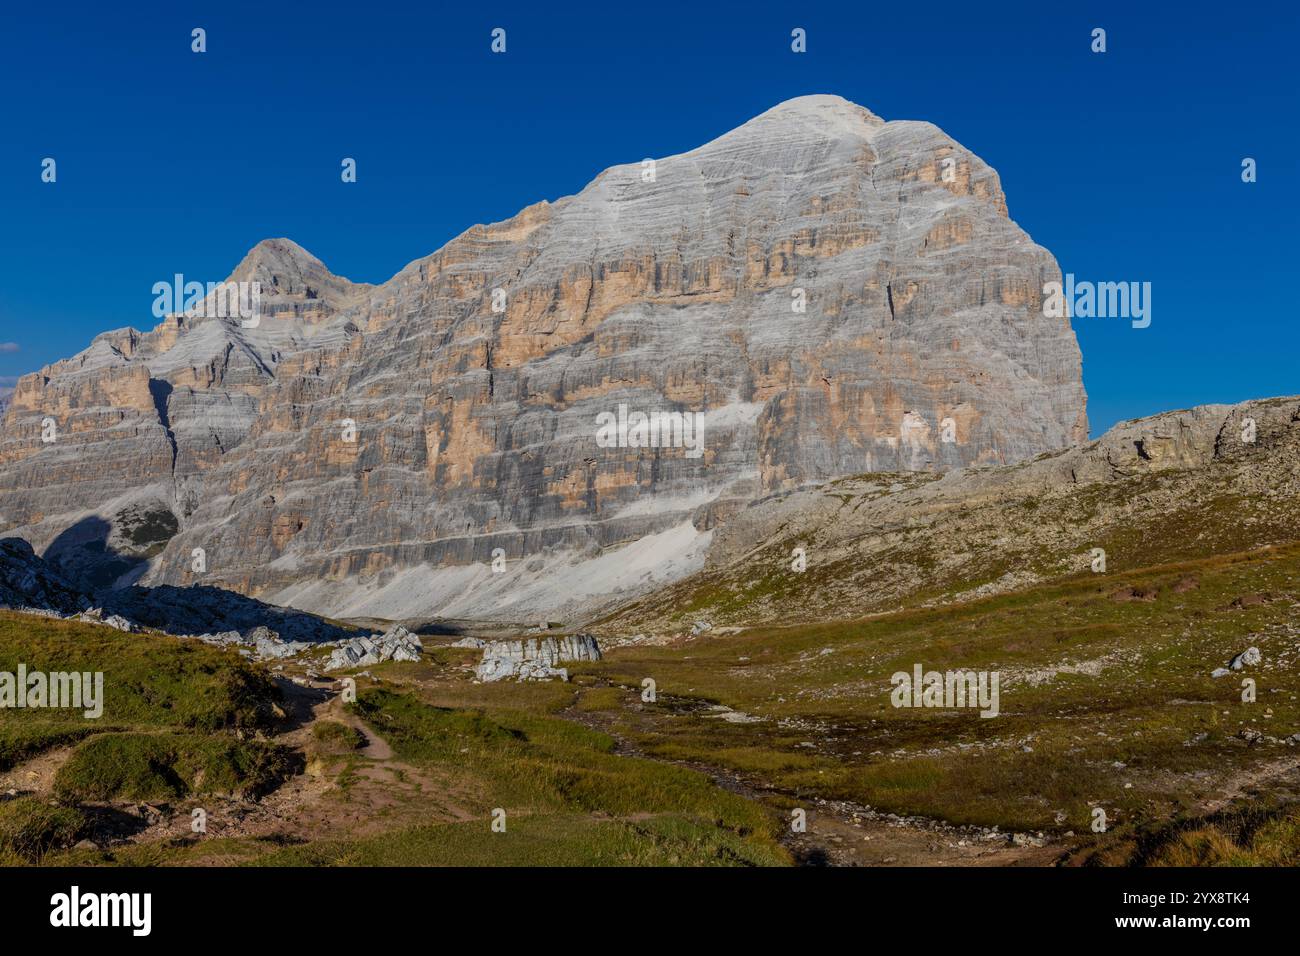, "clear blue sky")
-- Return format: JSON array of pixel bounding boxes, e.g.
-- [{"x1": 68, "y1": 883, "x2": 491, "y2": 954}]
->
[{"x1": 1, "y1": 0, "x2": 1294, "y2": 435}]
